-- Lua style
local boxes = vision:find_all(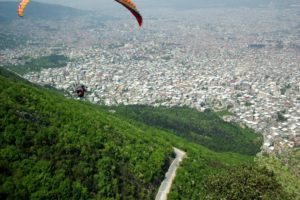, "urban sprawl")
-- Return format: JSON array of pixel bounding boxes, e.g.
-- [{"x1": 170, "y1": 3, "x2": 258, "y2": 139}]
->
[{"x1": 1, "y1": 7, "x2": 300, "y2": 154}]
